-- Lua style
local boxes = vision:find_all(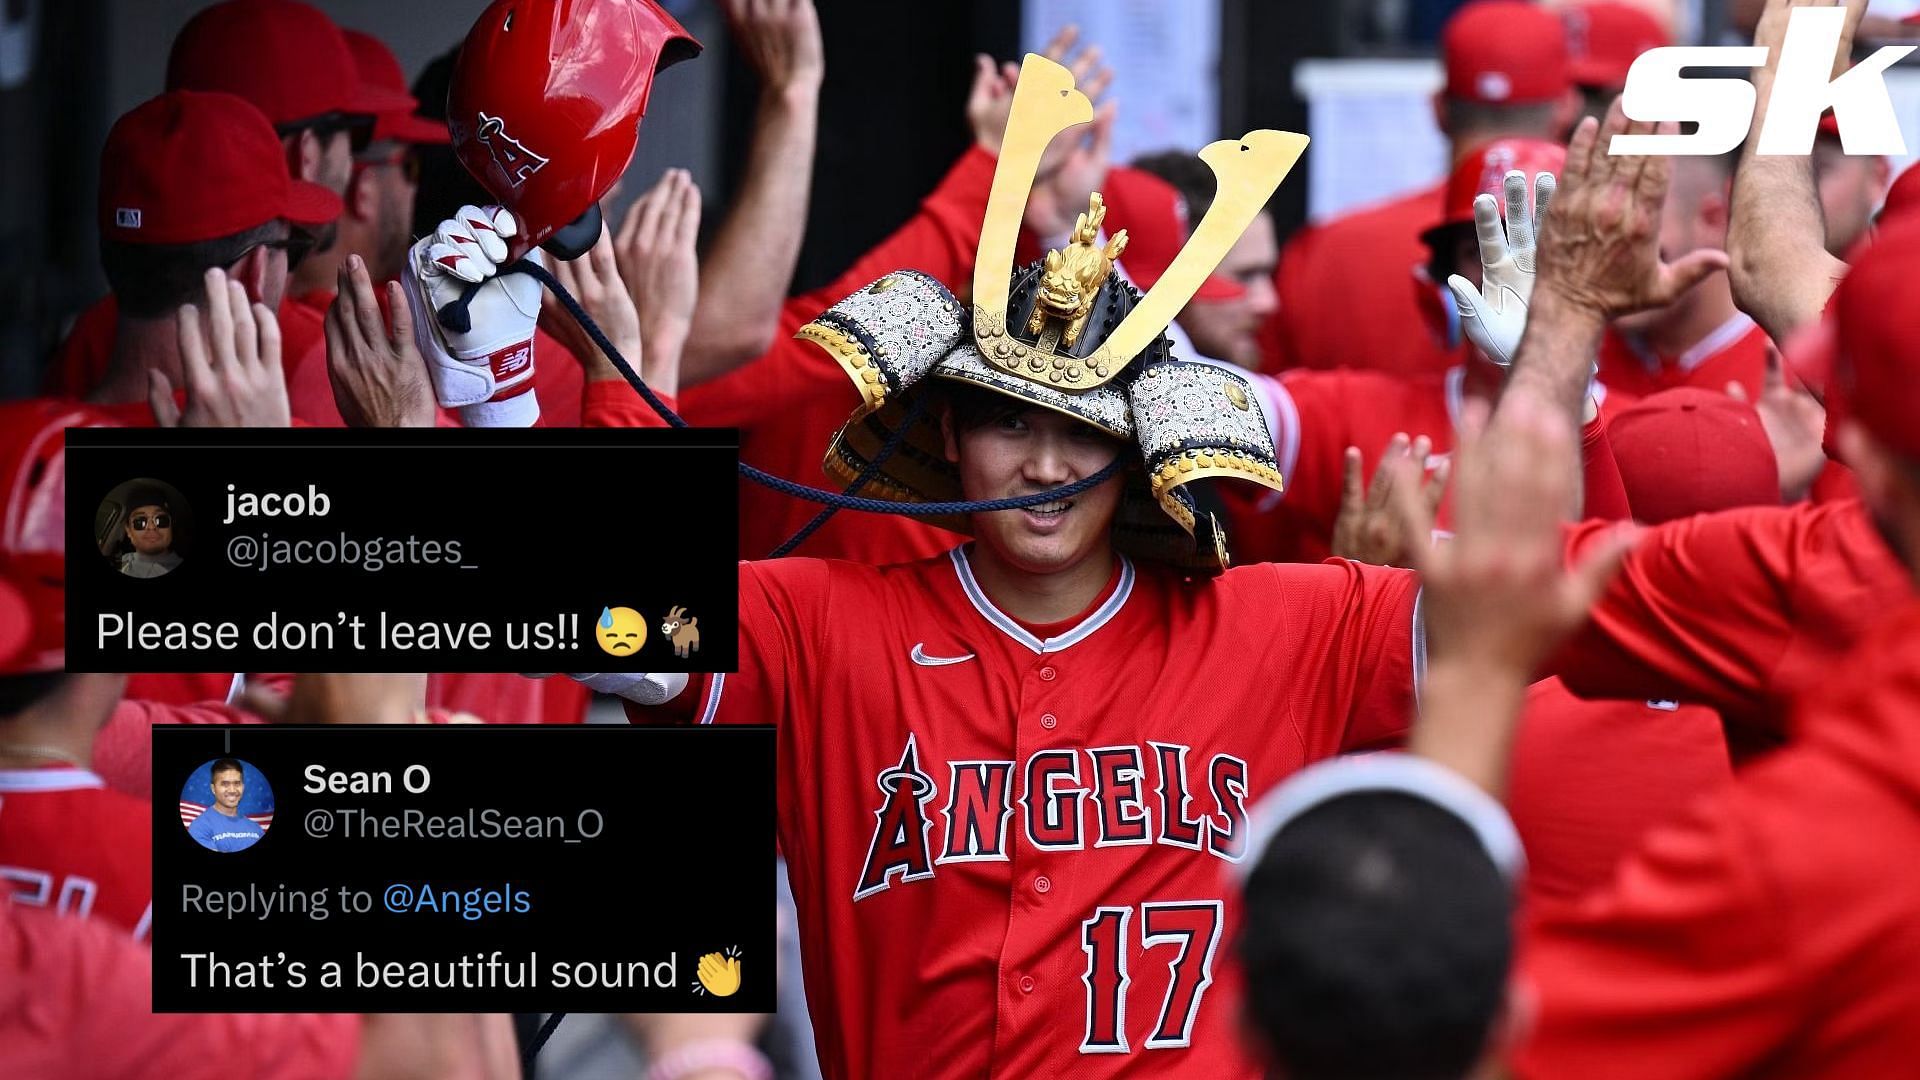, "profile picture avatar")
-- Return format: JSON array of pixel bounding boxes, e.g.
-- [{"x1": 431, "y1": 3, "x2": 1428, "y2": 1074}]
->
[
  {"x1": 182, "y1": 758, "x2": 275, "y2": 852},
  {"x1": 98, "y1": 478, "x2": 191, "y2": 579}
]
